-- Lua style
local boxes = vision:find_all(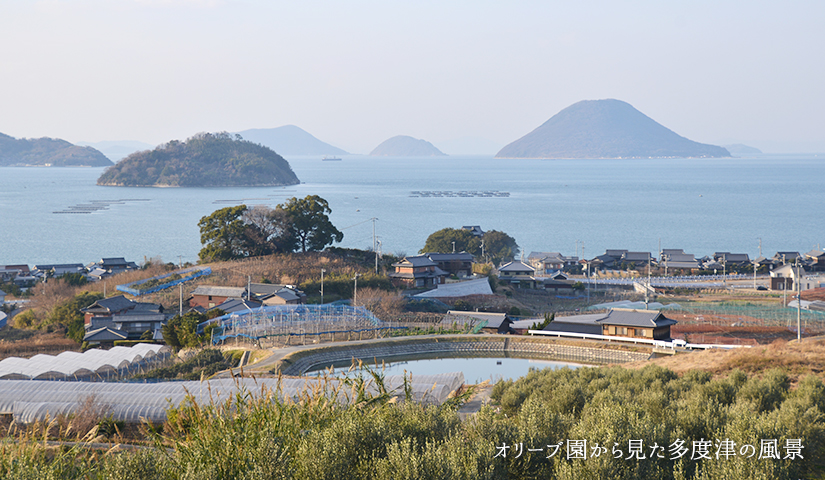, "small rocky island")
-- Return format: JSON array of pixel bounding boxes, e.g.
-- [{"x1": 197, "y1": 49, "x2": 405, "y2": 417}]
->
[
  {"x1": 96, "y1": 132, "x2": 300, "y2": 187},
  {"x1": 496, "y1": 99, "x2": 730, "y2": 159},
  {"x1": 0, "y1": 132, "x2": 112, "y2": 167},
  {"x1": 370, "y1": 135, "x2": 447, "y2": 156}
]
